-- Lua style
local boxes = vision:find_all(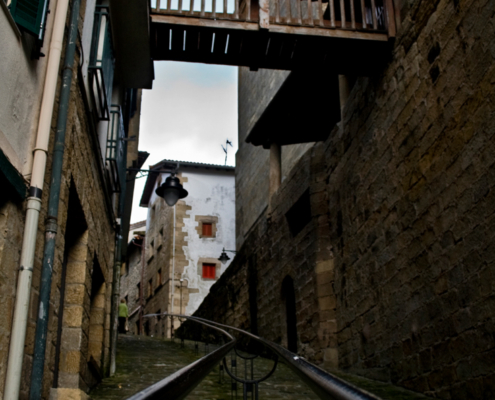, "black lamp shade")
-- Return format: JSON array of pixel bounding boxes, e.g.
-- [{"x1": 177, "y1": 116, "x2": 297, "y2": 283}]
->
[
  {"x1": 218, "y1": 250, "x2": 231, "y2": 264},
  {"x1": 155, "y1": 175, "x2": 188, "y2": 206}
]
